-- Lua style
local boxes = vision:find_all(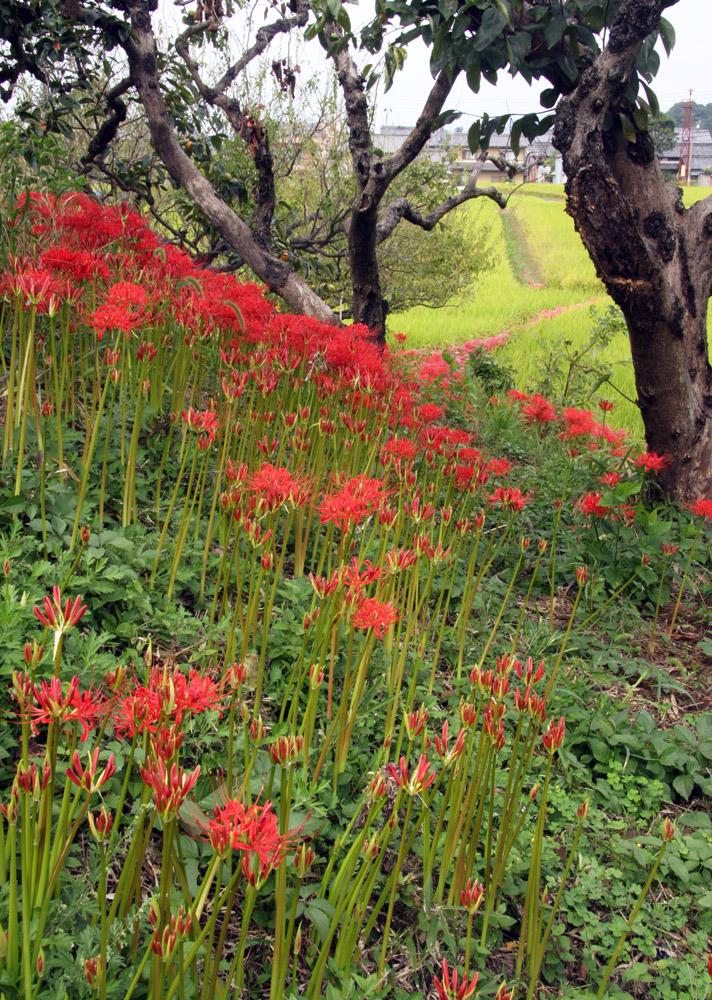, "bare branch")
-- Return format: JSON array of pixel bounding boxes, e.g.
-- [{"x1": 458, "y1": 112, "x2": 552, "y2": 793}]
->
[
  {"x1": 120, "y1": 0, "x2": 337, "y2": 323},
  {"x1": 375, "y1": 170, "x2": 507, "y2": 245},
  {"x1": 174, "y1": 0, "x2": 310, "y2": 101}
]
